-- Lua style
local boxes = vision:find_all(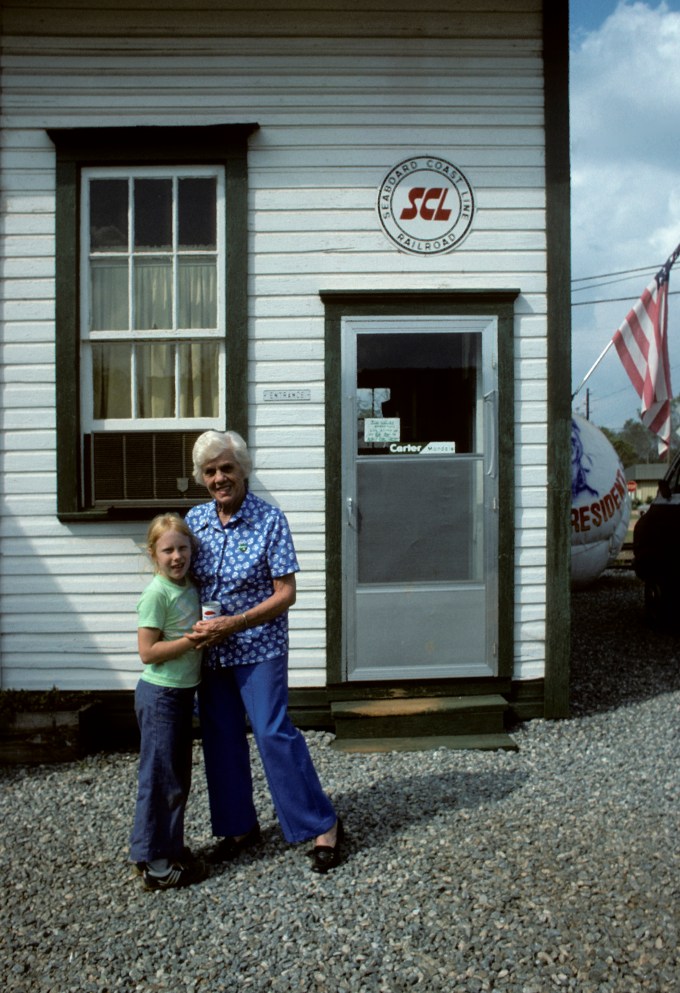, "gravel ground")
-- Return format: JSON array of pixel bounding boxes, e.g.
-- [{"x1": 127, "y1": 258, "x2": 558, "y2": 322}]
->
[{"x1": 1, "y1": 570, "x2": 678, "y2": 993}]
